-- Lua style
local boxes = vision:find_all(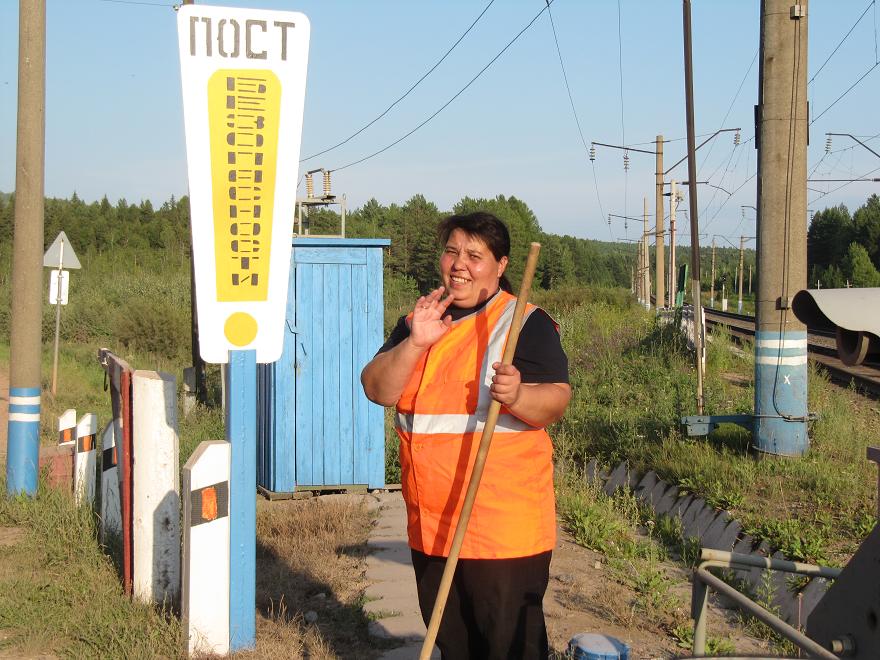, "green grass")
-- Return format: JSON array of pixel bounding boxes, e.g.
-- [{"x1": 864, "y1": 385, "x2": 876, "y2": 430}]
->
[
  {"x1": 0, "y1": 478, "x2": 182, "y2": 657},
  {"x1": 541, "y1": 289, "x2": 879, "y2": 565}
]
